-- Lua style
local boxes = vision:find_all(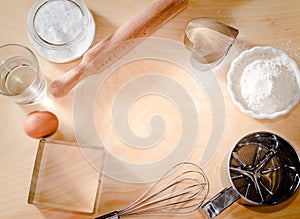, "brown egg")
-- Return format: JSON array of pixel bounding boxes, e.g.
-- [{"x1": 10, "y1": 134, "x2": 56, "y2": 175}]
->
[{"x1": 23, "y1": 110, "x2": 59, "y2": 139}]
